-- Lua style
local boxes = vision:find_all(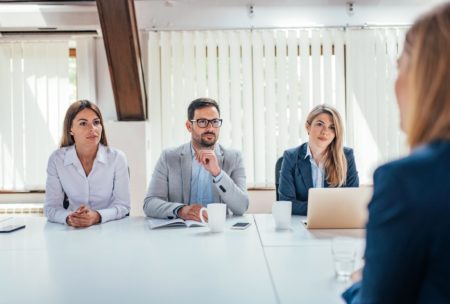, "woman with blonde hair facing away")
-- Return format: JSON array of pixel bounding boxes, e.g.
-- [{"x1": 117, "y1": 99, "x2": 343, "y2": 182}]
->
[
  {"x1": 343, "y1": 3, "x2": 450, "y2": 303},
  {"x1": 44, "y1": 100, "x2": 130, "y2": 227},
  {"x1": 278, "y1": 104, "x2": 359, "y2": 215}
]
